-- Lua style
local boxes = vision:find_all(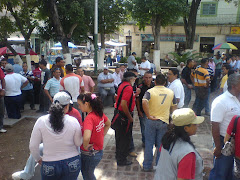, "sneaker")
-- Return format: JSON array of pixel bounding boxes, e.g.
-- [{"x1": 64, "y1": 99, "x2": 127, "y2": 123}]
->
[
  {"x1": 142, "y1": 167, "x2": 155, "y2": 172},
  {"x1": 117, "y1": 160, "x2": 132, "y2": 166},
  {"x1": 12, "y1": 171, "x2": 26, "y2": 180},
  {"x1": 0, "y1": 129, "x2": 7, "y2": 133}
]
